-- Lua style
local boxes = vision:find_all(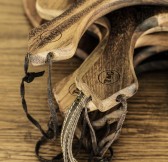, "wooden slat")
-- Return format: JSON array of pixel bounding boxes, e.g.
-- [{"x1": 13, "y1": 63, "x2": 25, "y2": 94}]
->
[{"x1": 0, "y1": 0, "x2": 167, "y2": 162}]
